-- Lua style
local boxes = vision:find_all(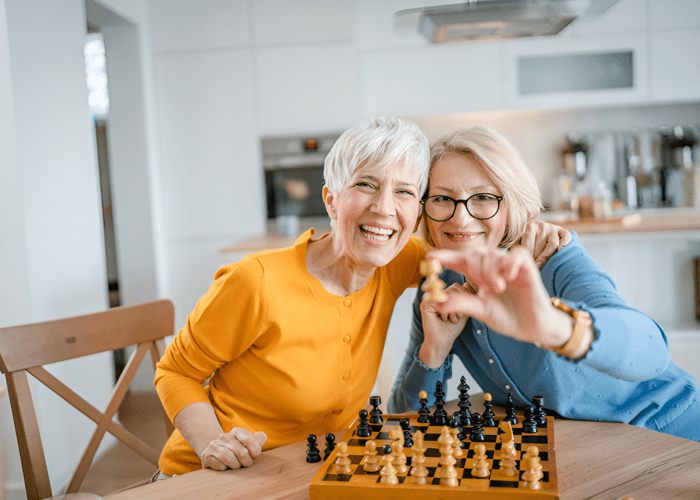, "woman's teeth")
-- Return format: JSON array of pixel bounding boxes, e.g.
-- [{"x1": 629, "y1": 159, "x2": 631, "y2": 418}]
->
[{"x1": 361, "y1": 225, "x2": 394, "y2": 241}]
